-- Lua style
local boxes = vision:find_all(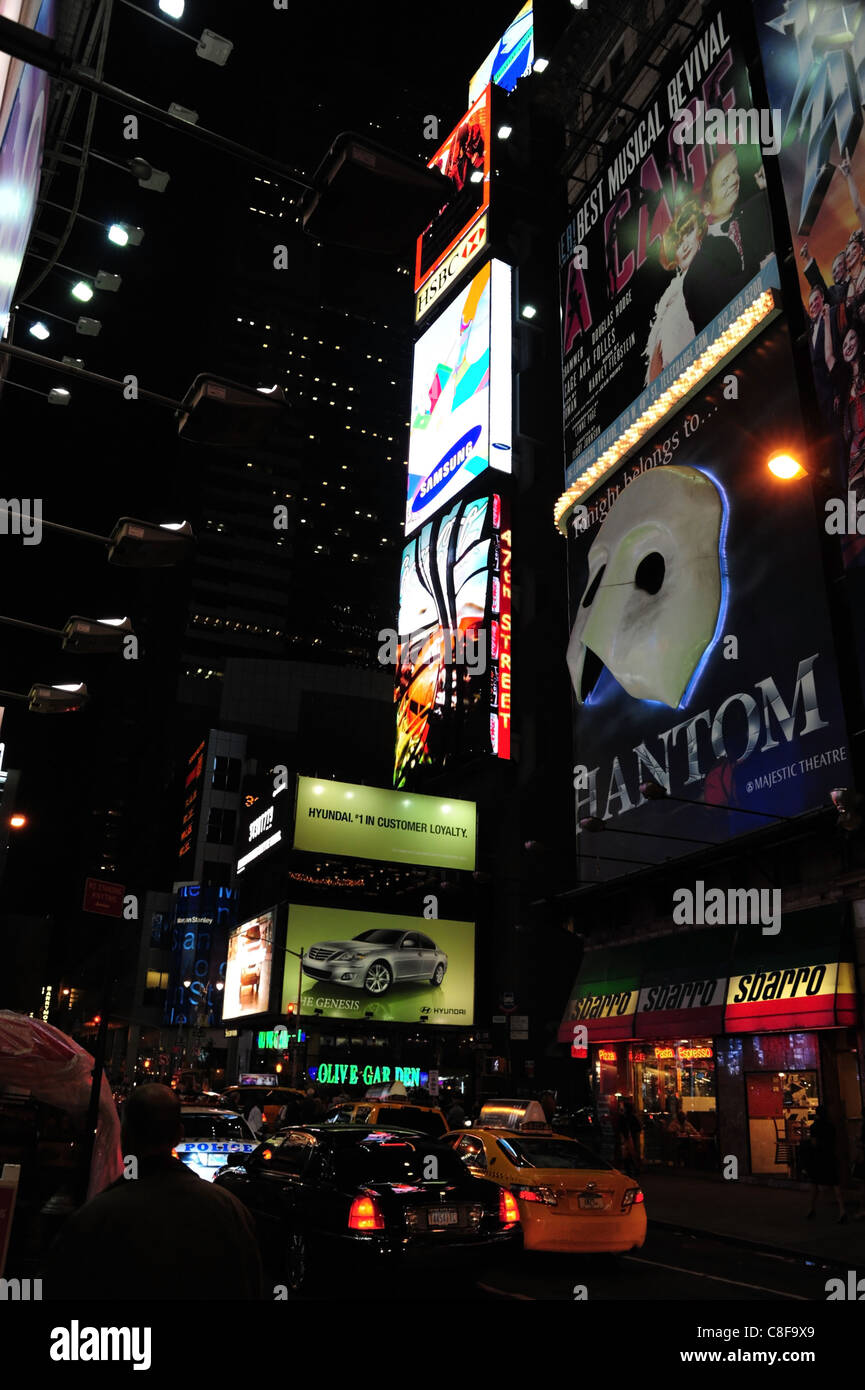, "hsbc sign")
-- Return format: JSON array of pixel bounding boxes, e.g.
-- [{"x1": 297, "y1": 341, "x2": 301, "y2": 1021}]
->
[{"x1": 415, "y1": 214, "x2": 488, "y2": 323}]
